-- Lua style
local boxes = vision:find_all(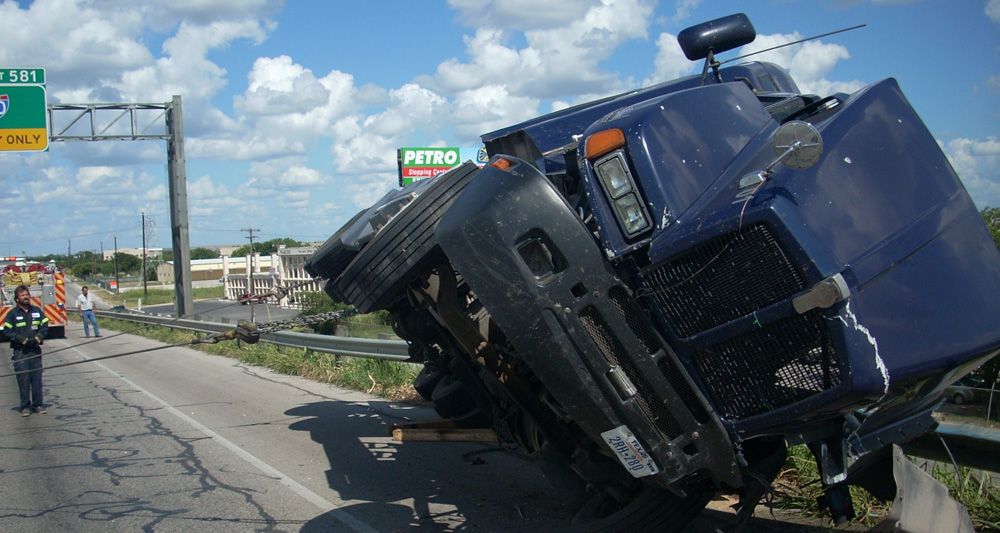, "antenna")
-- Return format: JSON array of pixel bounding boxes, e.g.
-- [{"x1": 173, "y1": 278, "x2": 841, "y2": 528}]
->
[{"x1": 719, "y1": 24, "x2": 867, "y2": 67}]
